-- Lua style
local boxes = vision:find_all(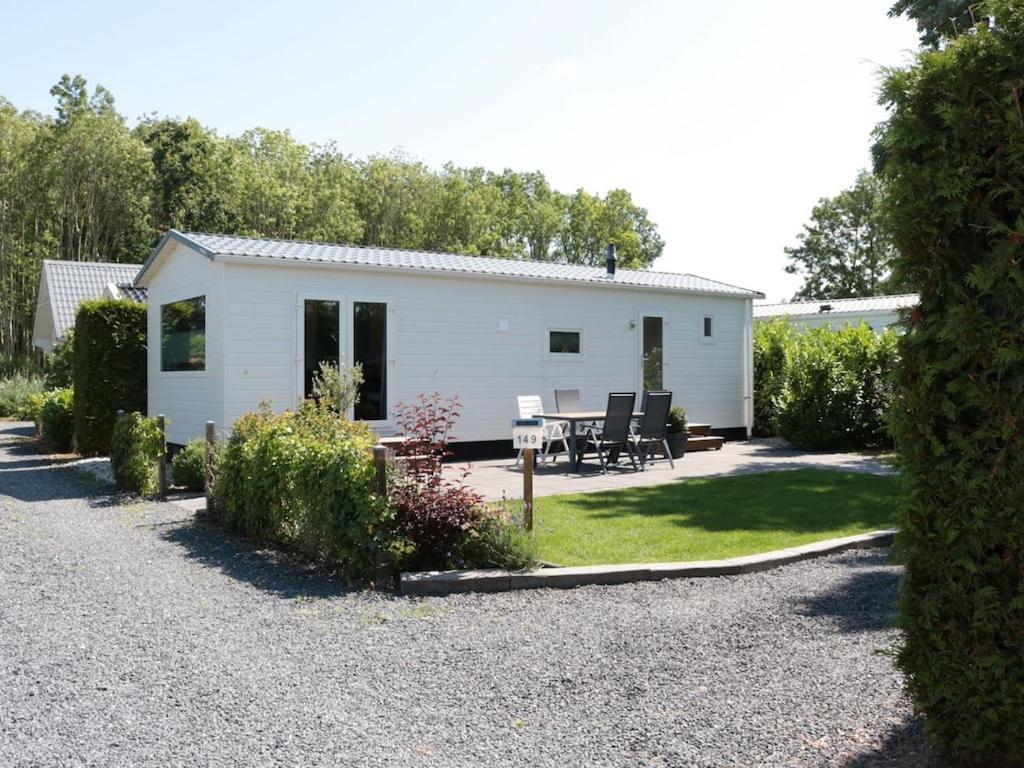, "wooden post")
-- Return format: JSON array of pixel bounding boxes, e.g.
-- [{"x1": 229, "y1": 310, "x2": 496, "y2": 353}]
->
[
  {"x1": 373, "y1": 444, "x2": 388, "y2": 497},
  {"x1": 156, "y1": 414, "x2": 168, "y2": 497},
  {"x1": 205, "y1": 421, "x2": 216, "y2": 514},
  {"x1": 523, "y1": 447, "x2": 534, "y2": 532}
]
